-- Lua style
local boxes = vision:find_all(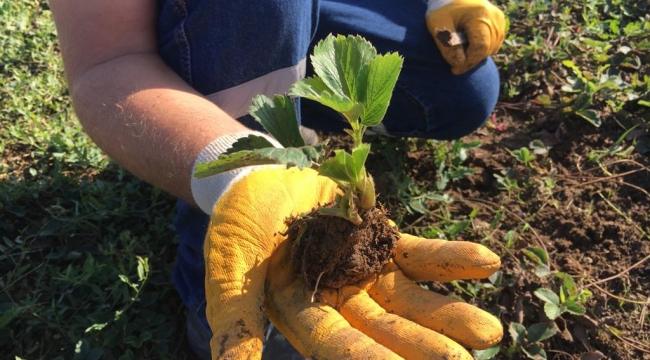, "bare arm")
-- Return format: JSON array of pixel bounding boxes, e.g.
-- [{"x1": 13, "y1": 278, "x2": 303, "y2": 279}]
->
[{"x1": 49, "y1": 0, "x2": 249, "y2": 206}]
